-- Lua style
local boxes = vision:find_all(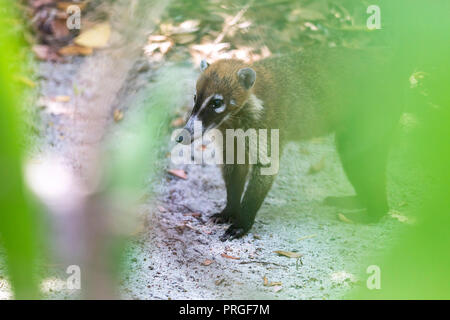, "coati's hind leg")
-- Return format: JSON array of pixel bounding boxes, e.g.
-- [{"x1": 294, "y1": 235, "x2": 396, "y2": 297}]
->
[
  {"x1": 220, "y1": 166, "x2": 276, "y2": 241},
  {"x1": 334, "y1": 131, "x2": 390, "y2": 223},
  {"x1": 210, "y1": 164, "x2": 249, "y2": 224}
]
